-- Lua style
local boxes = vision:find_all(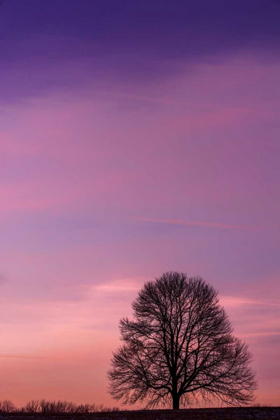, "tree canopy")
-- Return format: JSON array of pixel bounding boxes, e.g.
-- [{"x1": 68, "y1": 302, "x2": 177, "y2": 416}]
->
[{"x1": 108, "y1": 272, "x2": 257, "y2": 409}]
